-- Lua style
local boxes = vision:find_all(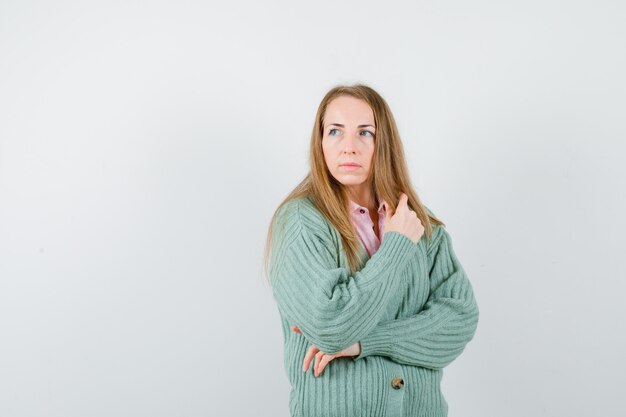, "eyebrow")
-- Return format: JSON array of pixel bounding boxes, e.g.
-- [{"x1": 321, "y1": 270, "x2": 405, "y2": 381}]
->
[{"x1": 326, "y1": 123, "x2": 375, "y2": 129}]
